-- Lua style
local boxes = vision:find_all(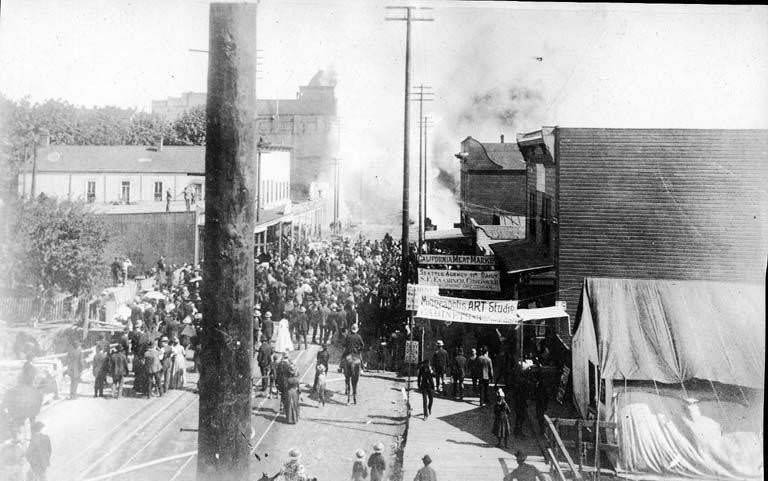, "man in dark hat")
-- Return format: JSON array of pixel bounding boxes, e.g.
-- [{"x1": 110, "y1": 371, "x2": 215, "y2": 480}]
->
[
  {"x1": 504, "y1": 451, "x2": 544, "y2": 481},
  {"x1": 414, "y1": 454, "x2": 436, "y2": 481},
  {"x1": 295, "y1": 306, "x2": 309, "y2": 350},
  {"x1": 257, "y1": 337, "x2": 274, "y2": 392},
  {"x1": 110, "y1": 345, "x2": 129, "y2": 399},
  {"x1": 313, "y1": 343, "x2": 330, "y2": 393},
  {"x1": 25, "y1": 421, "x2": 51, "y2": 481}
]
